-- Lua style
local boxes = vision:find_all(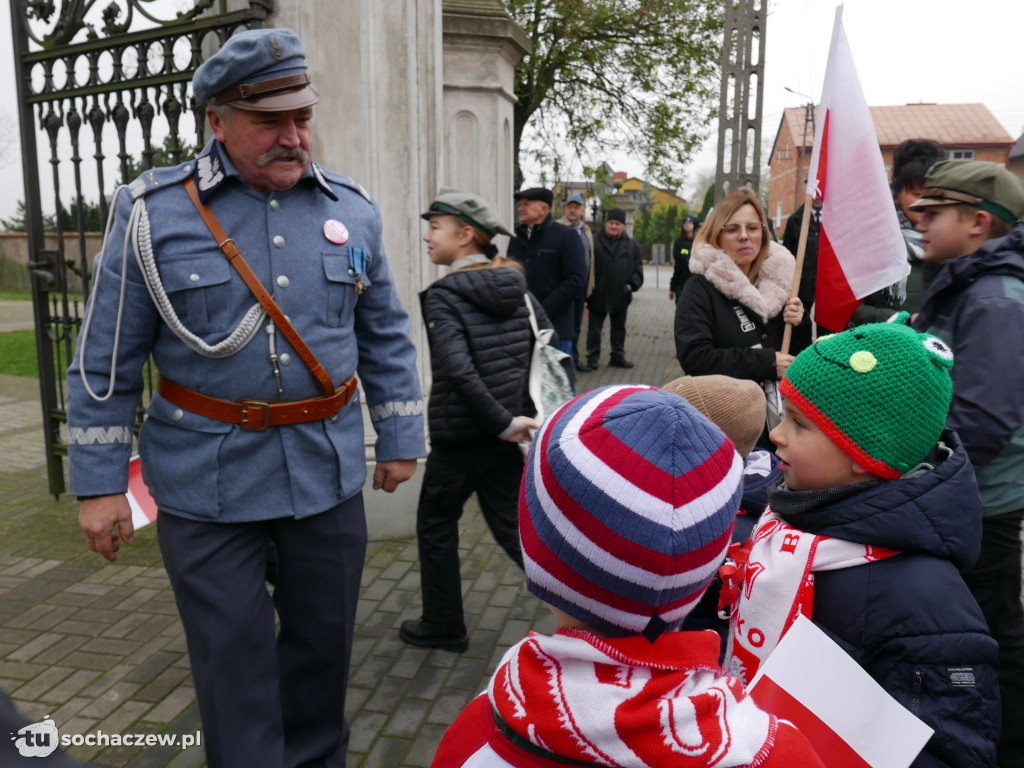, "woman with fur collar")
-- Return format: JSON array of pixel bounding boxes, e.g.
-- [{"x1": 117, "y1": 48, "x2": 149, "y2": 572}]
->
[{"x1": 674, "y1": 188, "x2": 804, "y2": 387}]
